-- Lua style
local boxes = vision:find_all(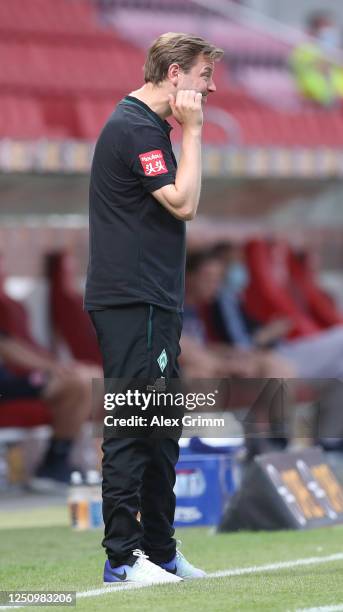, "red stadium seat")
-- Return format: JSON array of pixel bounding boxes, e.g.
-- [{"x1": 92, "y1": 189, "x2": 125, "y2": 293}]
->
[
  {"x1": 0, "y1": 260, "x2": 53, "y2": 429},
  {"x1": 46, "y1": 252, "x2": 102, "y2": 365},
  {"x1": 1, "y1": 0, "x2": 343, "y2": 146},
  {"x1": 288, "y1": 250, "x2": 343, "y2": 329},
  {"x1": 243, "y1": 239, "x2": 320, "y2": 338},
  {"x1": 0, "y1": 400, "x2": 51, "y2": 428}
]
